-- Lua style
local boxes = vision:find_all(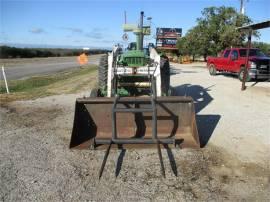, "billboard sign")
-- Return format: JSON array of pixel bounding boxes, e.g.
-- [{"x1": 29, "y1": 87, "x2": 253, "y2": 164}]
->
[{"x1": 156, "y1": 28, "x2": 182, "y2": 49}]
